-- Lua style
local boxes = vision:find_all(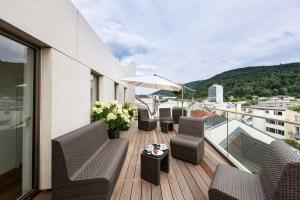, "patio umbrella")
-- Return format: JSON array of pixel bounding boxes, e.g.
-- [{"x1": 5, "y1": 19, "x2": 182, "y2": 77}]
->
[
  {"x1": 121, "y1": 74, "x2": 194, "y2": 115},
  {"x1": 121, "y1": 75, "x2": 182, "y2": 91}
]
